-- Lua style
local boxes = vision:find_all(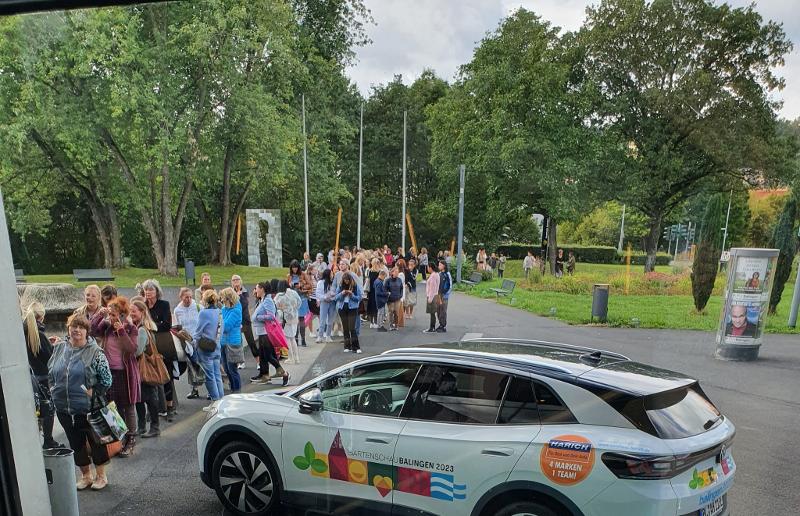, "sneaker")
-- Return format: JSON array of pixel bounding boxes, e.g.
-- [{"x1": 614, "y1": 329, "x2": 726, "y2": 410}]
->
[
  {"x1": 436, "y1": 327, "x2": 446, "y2": 333},
  {"x1": 42, "y1": 440, "x2": 64, "y2": 450},
  {"x1": 325, "y1": 336, "x2": 333, "y2": 343},
  {"x1": 158, "y1": 411, "x2": 168, "y2": 417},
  {"x1": 336, "y1": 331, "x2": 344, "y2": 337},
  {"x1": 343, "y1": 349, "x2": 351, "y2": 353},
  {"x1": 369, "y1": 323, "x2": 377, "y2": 329},
  {"x1": 377, "y1": 327, "x2": 388, "y2": 332},
  {"x1": 77, "y1": 476, "x2": 93, "y2": 491},
  {"x1": 314, "y1": 336, "x2": 321, "y2": 343},
  {"x1": 90, "y1": 476, "x2": 108, "y2": 491},
  {"x1": 422, "y1": 328, "x2": 435, "y2": 333},
  {"x1": 237, "y1": 362, "x2": 246, "y2": 369},
  {"x1": 355, "y1": 349, "x2": 363, "y2": 354},
  {"x1": 186, "y1": 390, "x2": 199, "y2": 399},
  {"x1": 282, "y1": 373, "x2": 290, "y2": 386},
  {"x1": 390, "y1": 326, "x2": 398, "y2": 331},
  {"x1": 201, "y1": 405, "x2": 216, "y2": 413},
  {"x1": 206, "y1": 394, "x2": 212, "y2": 401},
  {"x1": 141, "y1": 428, "x2": 160, "y2": 438}
]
